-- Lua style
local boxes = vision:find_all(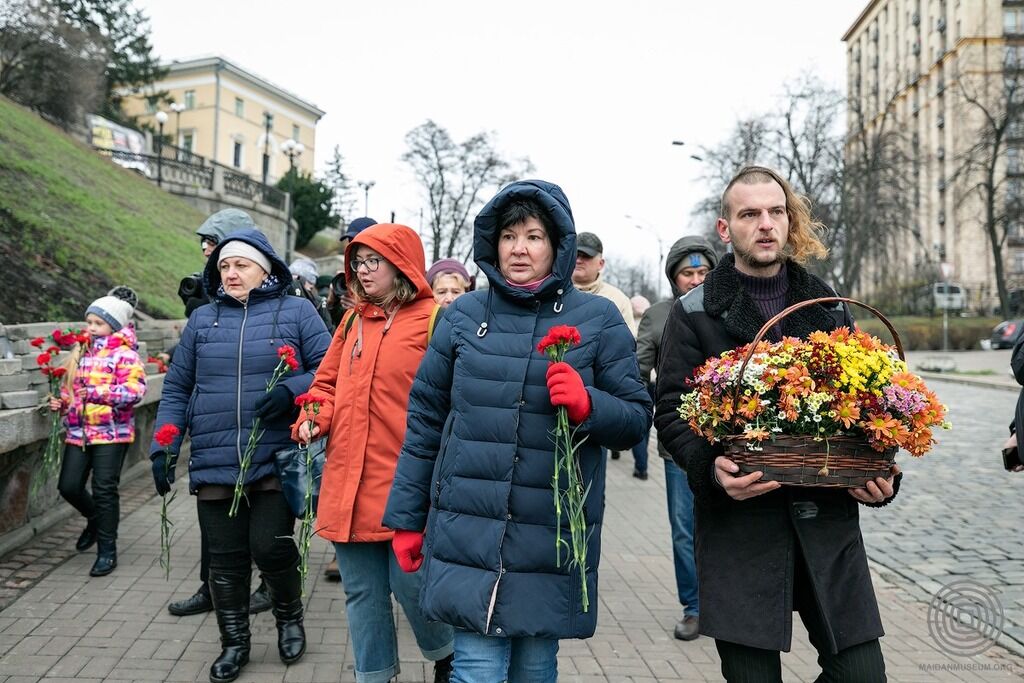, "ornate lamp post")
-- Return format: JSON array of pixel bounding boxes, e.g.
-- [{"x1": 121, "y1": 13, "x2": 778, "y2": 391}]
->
[
  {"x1": 358, "y1": 180, "x2": 376, "y2": 216},
  {"x1": 281, "y1": 138, "x2": 305, "y2": 173},
  {"x1": 154, "y1": 110, "x2": 168, "y2": 187}
]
